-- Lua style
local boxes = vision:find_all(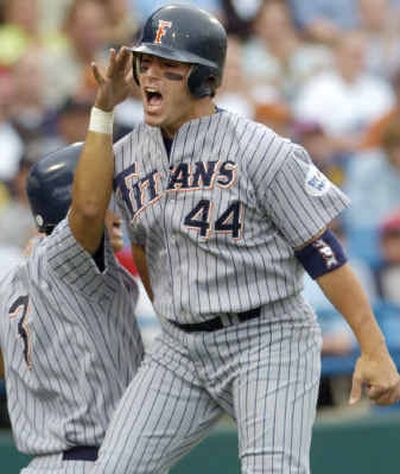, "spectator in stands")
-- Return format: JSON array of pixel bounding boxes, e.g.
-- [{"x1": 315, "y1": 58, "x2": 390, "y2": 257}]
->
[
  {"x1": 358, "y1": 0, "x2": 400, "y2": 79},
  {"x1": 254, "y1": 101, "x2": 292, "y2": 138},
  {"x1": 344, "y1": 116, "x2": 400, "y2": 265},
  {"x1": 0, "y1": 157, "x2": 36, "y2": 251},
  {"x1": 291, "y1": 120, "x2": 346, "y2": 186},
  {"x1": 0, "y1": 0, "x2": 40, "y2": 66},
  {"x1": 288, "y1": 0, "x2": 359, "y2": 44},
  {"x1": 0, "y1": 67, "x2": 24, "y2": 184},
  {"x1": 43, "y1": 0, "x2": 110, "y2": 107},
  {"x1": 375, "y1": 210, "x2": 400, "y2": 304},
  {"x1": 37, "y1": 0, "x2": 72, "y2": 37},
  {"x1": 130, "y1": 0, "x2": 220, "y2": 25},
  {"x1": 55, "y1": 96, "x2": 91, "y2": 146},
  {"x1": 293, "y1": 31, "x2": 394, "y2": 156},
  {"x1": 219, "y1": 0, "x2": 262, "y2": 39},
  {"x1": 243, "y1": 0, "x2": 332, "y2": 104},
  {"x1": 217, "y1": 35, "x2": 255, "y2": 118},
  {"x1": 362, "y1": 68, "x2": 400, "y2": 150},
  {"x1": 346, "y1": 116, "x2": 400, "y2": 229},
  {"x1": 8, "y1": 48, "x2": 60, "y2": 161},
  {"x1": 99, "y1": 0, "x2": 137, "y2": 45}
]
